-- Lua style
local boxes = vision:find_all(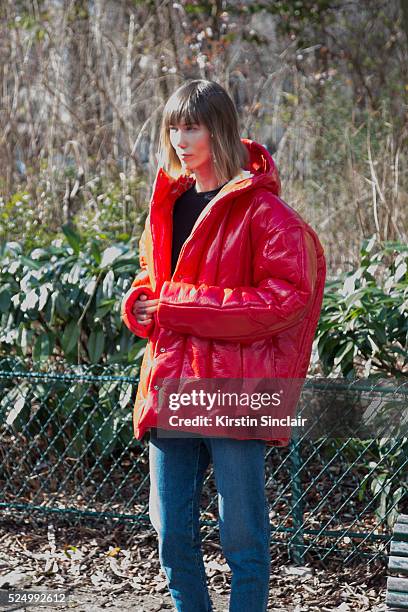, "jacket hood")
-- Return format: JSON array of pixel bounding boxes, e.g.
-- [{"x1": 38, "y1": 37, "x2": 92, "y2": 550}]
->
[
  {"x1": 240, "y1": 138, "x2": 281, "y2": 196},
  {"x1": 150, "y1": 138, "x2": 281, "y2": 205}
]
